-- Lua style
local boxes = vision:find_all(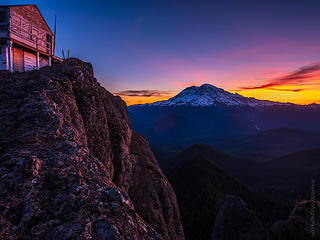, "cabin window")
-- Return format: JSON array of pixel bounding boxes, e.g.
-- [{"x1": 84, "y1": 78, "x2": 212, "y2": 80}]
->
[
  {"x1": 46, "y1": 34, "x2": 52, "y2": 43},
  {"x1": 0, "y1": 10, "x2": 7, "y2": 23}
]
